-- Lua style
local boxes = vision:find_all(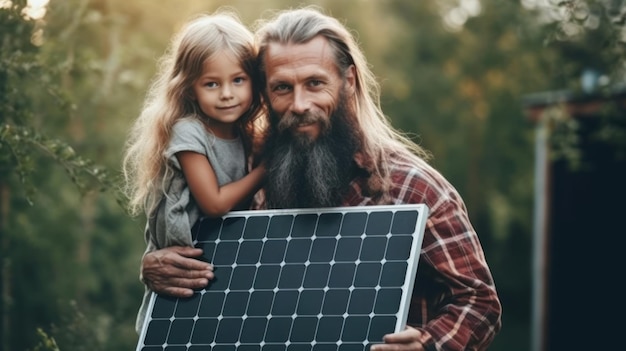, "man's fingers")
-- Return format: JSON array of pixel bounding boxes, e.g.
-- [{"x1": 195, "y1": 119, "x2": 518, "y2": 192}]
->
[
  {"x1": 141, "y1": 247, "x2": 215, "y2": 296},
  {"x1": 165, "y1": 265, "x2": 214, "y2": 282},
  {"x1": 175, "y1": 256, "x2": 214, "y2": 272},
  {"x1": 168, "y1": 246, "x2": 204, "y2": 258},
  {"x1": 146, "y1": 273, "x2": 209, "y2": 296},
  {"x1": 382, "y1": 328, "x2": 422, "y2": 344},
  {"x1": 147, "y1": 260, "x2": 214, "y2": 286},
  {"x1": 371, "y1": 327, "x2": 425, "y2": 351},
  {"x1": 161, "y1": 286, "x2": 197, "y2": 298},
  {"x1": 159, "y1": 277, "x2": 209, "y2": 297},
  {"x1": 160, "y1": 252, "x2": 213, "y2": 272},
  {"x1": 150, "y1": 247, "x2": 214, "y2": 275},
  {"x1": 171, "y1": 276, "x2": 210, "y2": 290}
]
